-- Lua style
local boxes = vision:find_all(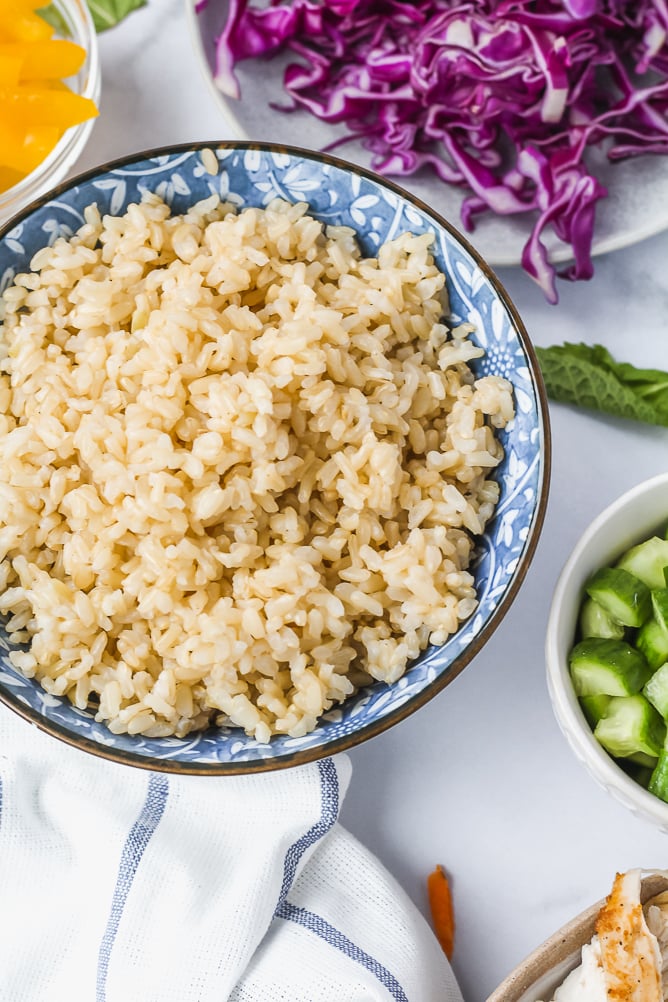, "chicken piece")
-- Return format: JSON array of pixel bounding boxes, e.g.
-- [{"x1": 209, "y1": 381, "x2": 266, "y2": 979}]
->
[
  {"x1": 596, "y1": 870, "x2": 662, "y2": 1002},
  {"x1": 553, "y1": 939, "x2": 607, "y2": 1002}
]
